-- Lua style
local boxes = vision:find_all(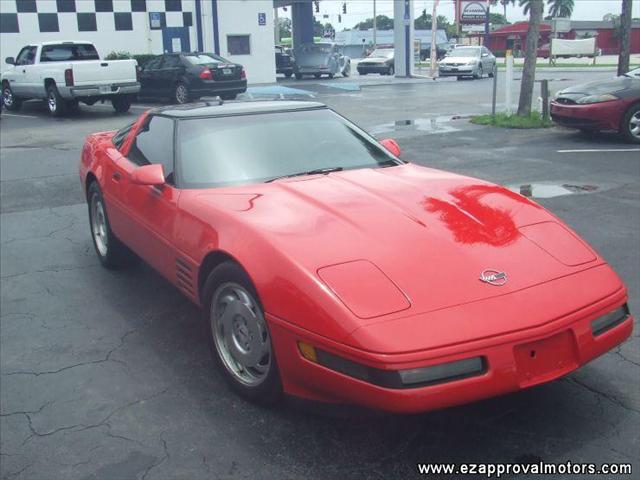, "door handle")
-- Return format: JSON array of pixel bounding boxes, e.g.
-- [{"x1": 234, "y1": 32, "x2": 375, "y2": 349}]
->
[{"x1": 112, "y1": 171, "x2": 121, "y2": 181}]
